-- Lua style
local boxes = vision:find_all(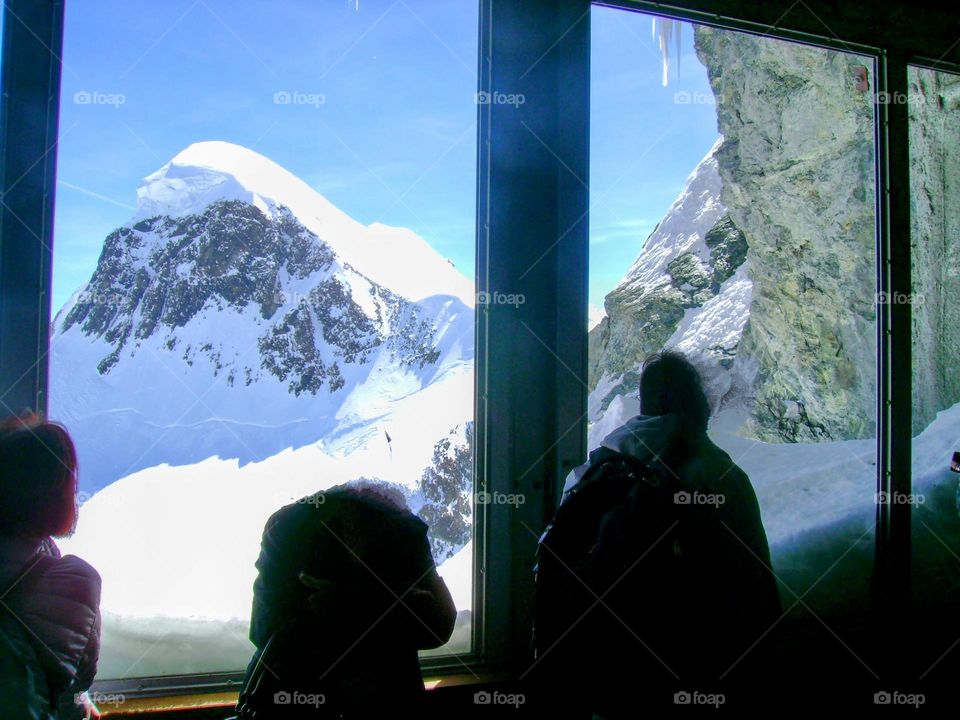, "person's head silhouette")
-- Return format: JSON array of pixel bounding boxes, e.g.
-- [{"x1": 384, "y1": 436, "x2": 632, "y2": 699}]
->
[
  {"x1": 0, "y1": 412, "x2": 78, "y2": 539},
  {"x1": 639, "y1": 350, "x2": 710, "y2": 434}
]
